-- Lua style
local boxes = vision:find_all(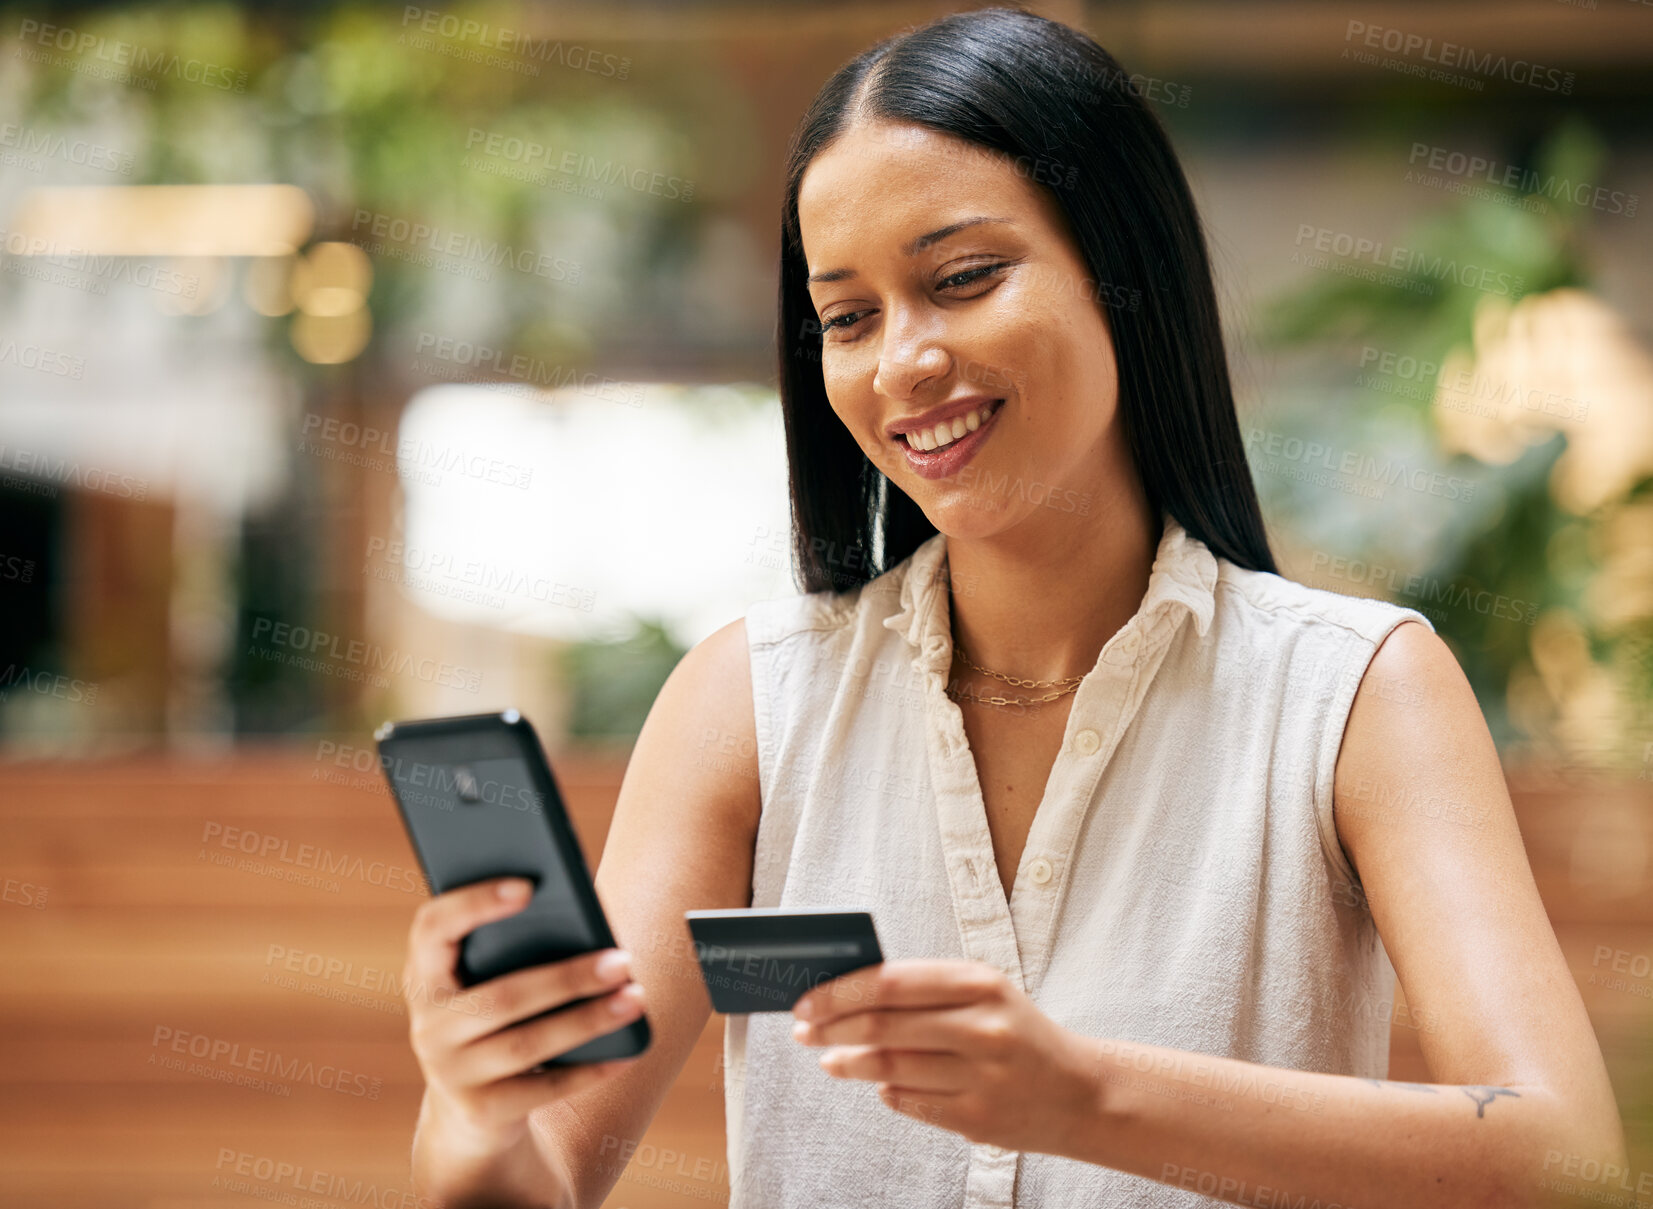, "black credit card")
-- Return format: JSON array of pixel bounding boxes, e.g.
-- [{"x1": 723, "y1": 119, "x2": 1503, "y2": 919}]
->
[{"x1": 684, "y1": 908, "x2": 883, "y2": 1013}]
